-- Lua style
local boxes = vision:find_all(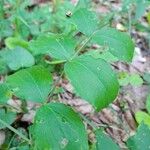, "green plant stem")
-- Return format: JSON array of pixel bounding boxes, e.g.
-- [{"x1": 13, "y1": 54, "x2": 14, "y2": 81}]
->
[
  {"x1": 52, "y1": 0, "x2": 61, "y2": 13},
  {"x1": 45, "y1": 59, "x2": 67, "y2": 65},
  {"x1": 15, "y1": 0, "x2": 21, "y2": 11},
  {"x1": 71, "y1": 31, "x2": 98, "y2": 60},
  {"x1": 46, "y1": 71, "x2": 64, "y2": 103},
  {"x1": 7, "y1": 134, "x2": 16, "y2": 149},
  {"x1": 79, "y1": 112, "x2": 123, "y2": 132},
  {"x1": 79, "y1": 113, "x2": 97, "y2": 130},
  {"x1": 0, "y1": 118, "x2": 31, "y2": 144}
]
